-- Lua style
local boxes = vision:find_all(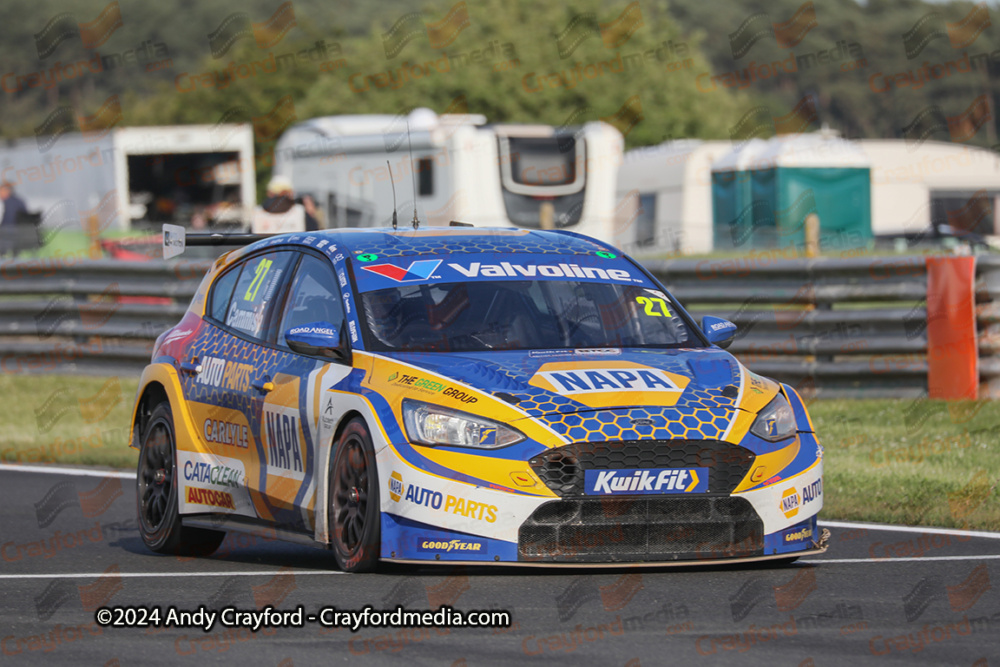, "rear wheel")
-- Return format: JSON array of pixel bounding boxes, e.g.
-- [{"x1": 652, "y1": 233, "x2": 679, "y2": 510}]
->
[
  {"x1": 136, "y1": 402, "x2": 225, "y2": 556},
  {"x1": 329, "y1": 418, "x2": 381, "y2": 572}
]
